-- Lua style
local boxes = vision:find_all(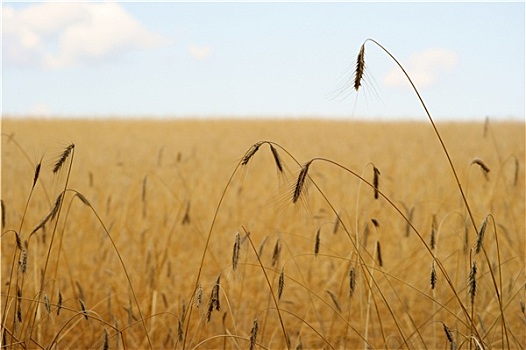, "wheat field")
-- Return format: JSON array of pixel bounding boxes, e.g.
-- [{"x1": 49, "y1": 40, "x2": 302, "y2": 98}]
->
[{"x1": 1, "y1": 118, "x2": 525, "y2": 349}]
